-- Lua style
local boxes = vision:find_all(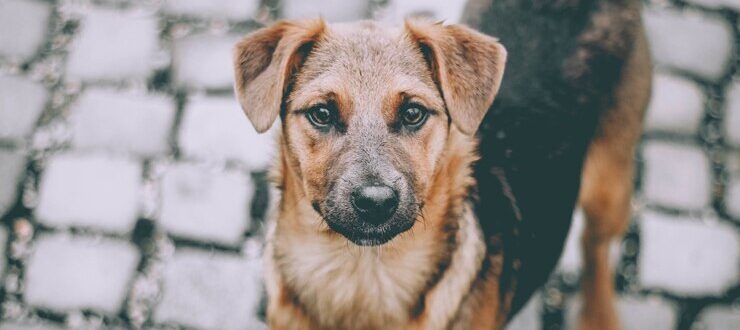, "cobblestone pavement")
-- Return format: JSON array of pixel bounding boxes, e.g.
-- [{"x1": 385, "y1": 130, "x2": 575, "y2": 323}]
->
[{"x1": 0, "y1": 0, "x2": 737, "y2": 329}]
